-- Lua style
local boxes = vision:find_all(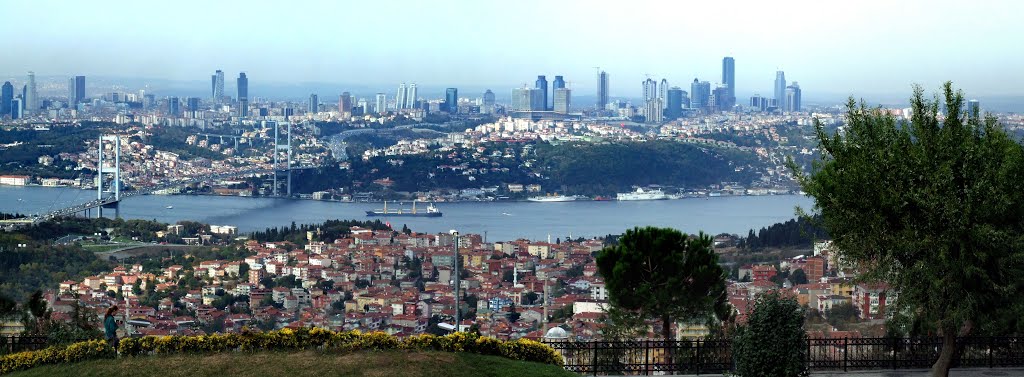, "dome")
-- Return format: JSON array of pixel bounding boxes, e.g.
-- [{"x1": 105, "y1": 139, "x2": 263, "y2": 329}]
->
[{"x1": 544, "y1": 327, "x2": 568, "y2": 339}]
